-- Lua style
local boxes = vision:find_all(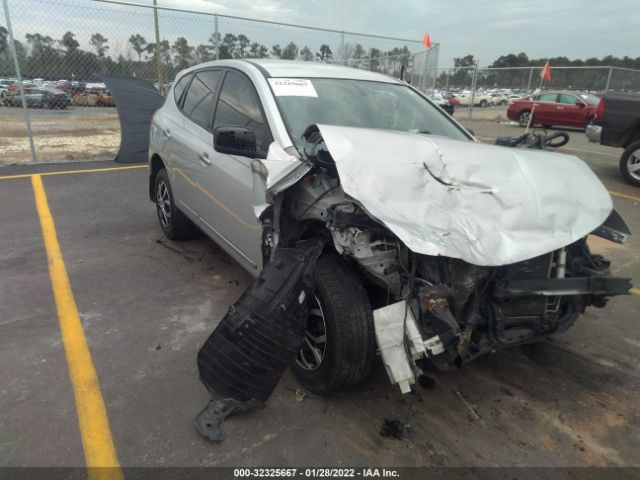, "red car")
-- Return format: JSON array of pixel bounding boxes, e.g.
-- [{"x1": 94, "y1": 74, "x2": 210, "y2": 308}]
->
[{"x1": 507, "y1": 91, "x2": 600, "y2": 129}]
